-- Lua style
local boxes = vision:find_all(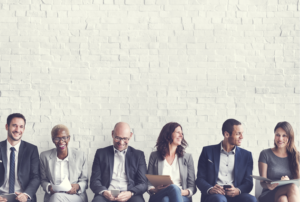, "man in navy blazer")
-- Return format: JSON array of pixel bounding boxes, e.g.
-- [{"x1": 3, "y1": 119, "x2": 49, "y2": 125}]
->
[
  {"x1": 196, "y1": 119, "x2": 257, "y2": 202},
  {"x1": 90, "y1": 122, "x2": 147, "y2": 202},
  {"x1": 0, "y1": 113, "x2": 40, "y2": 202}
]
